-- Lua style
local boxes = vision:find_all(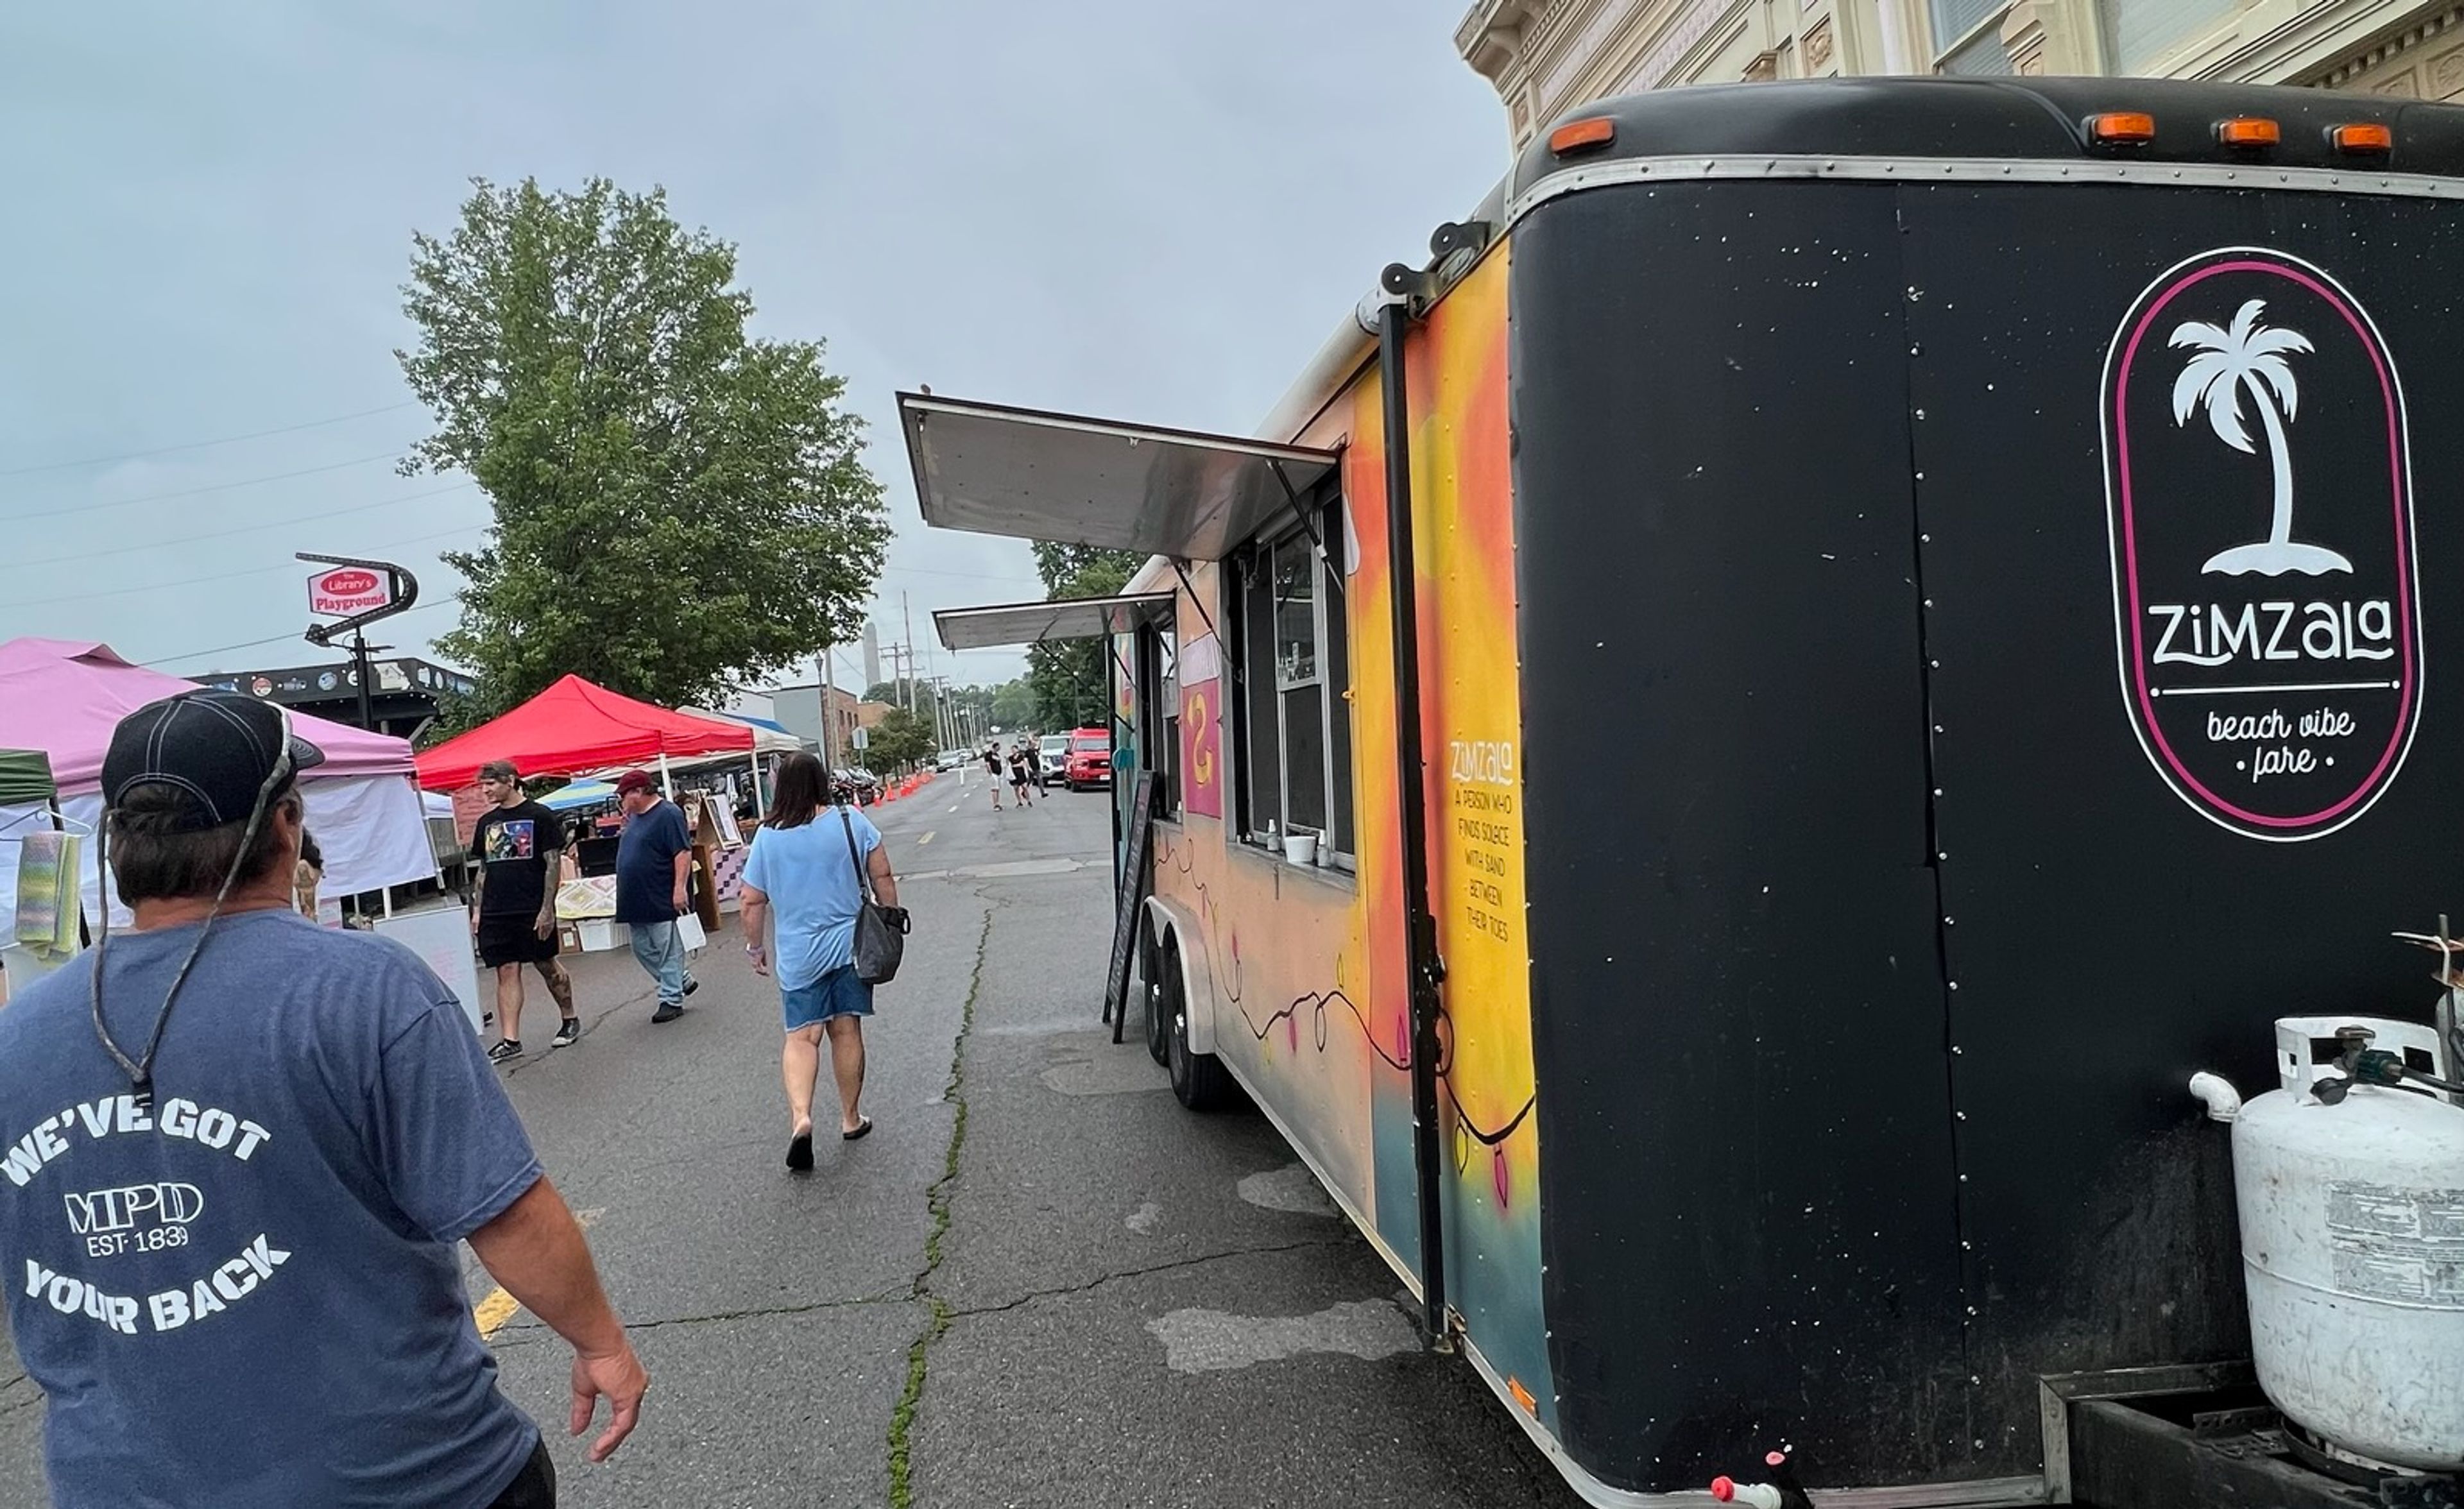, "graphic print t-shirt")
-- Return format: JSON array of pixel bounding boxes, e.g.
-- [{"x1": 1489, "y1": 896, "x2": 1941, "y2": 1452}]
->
[
  {"x1": 472, "y1": 799, "x2": 562, "y2": 921},
  {"x1": 0, "y1": 910, "x2": 543, "y2": 1508}
]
